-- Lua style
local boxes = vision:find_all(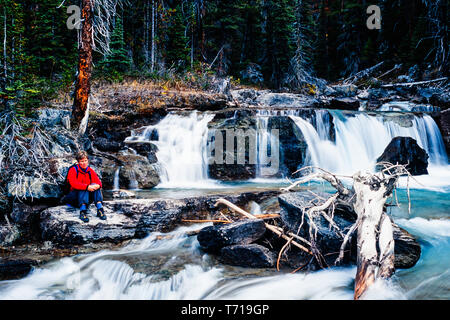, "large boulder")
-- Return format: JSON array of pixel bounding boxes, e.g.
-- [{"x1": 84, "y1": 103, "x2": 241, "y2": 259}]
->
[
  {"x1": 7, "y1": 176, "x2": 62, "y2": 201},
  {"x1": 278, "y1": 191, "x2": 421, "y2": 269},
  {"x1": 376, "y1": 137, "x2": 429, "y2": 175},
  {"x1": 219, "y1": 244, "x2": 277, "y2": 268},
  {"x1": 197, "y1": 219, "x2": 266, "y2": 253},
  {"x1": 327, "y1": 97, "x2": 360, "y2": 111},
  {"x1": 116, "y1": 153, "x2": 160, "y2": 189},
  {"x1": 267, "y1": 116, "x2": 308, "y2": 177},
  {"x1": 278, "y1": 192, "x2": 356, "y2": 267},
  {"x1": 207, "y1": 111, "x2": 258, "y2": 180},
  {"x1": 123, "y1": 141, "x2": 158, "y2": 164}
]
